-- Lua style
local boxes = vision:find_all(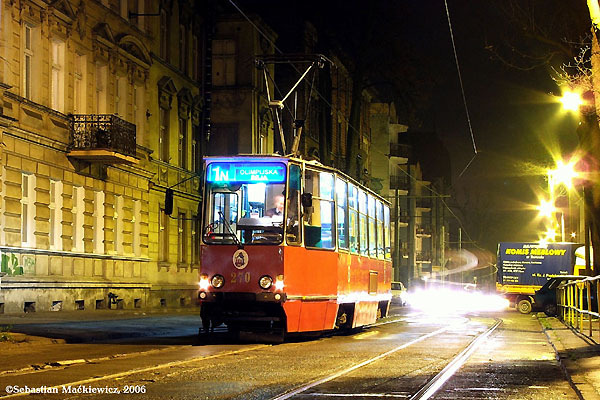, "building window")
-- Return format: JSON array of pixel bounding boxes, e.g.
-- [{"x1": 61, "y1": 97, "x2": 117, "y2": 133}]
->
[
  {"x1": 159, "y1": 206, "x2": 169, "y2": 262},
  {"x1": 178, "y1": 211, "x2": 187, "y2": 264},
  {"x1": 191, "y1": 35, "x2": 199, "y2": 80},
  {"x1": 49, "y1": 180, "x2": 63, "y2": 250},
  {"x1": 133, "y1": 200, "x2": 141, "y2": 256},
  {"x1": 192, "y1": 215, "x2": 200, "y2": 265},
  {"x1": 95, "y1": 62, "x2": 107, "y2": 114},
  {"x1": 0, "y1": 166, "x2": 6, "y2": 245},
  {"x1": 120, "y1": 0, "x2": 128, "y2": 19},
  {"x1": 191, "y1": 138, "x2": 198, "y2": 173},
  {"x1": 114, "y1": 195, "x2": 124, "y2": 254},
  {"x1": 160, "y1": 10, "x2": 168, "y2": 61},
  {"x1": 23, "y1": 24, "x2": 35, "y2": 100},
  {"x1": 51, "y1": 40, "x2": 65, "y2": 112},
  {"x1": 94, "y1": 191, "x2": 105, "y2": 253},
  {"x1": 212, "y1": 40, "x2": 236, "y2": 86},
  {"x1": 115, "y1": 76, "x2": 127, "y2": 119},
  {"x1": 21, "y1": 174, "x2": 36, "y2": 246},
  {"x1": 159, "y1": 108, "x2": 170, "y2": 162},
  {"x1": 179, "y1": 24, "x2": 187, "y2": 74},
  {"x1": 133, "y1": 85, "x2": 145, "y2": 143},
  {"x1": 178, "y1": 117, "x2": 187, "y2": 169},
  {"x1": 72, "y1": 186, "x2": 85, "y2": 252},
  {"x1": 74, "y1": 53, "x2": 87, "y2": 114},
  {"x1": 136, "y1": 0, "x2": 145, "y2": 30}
]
